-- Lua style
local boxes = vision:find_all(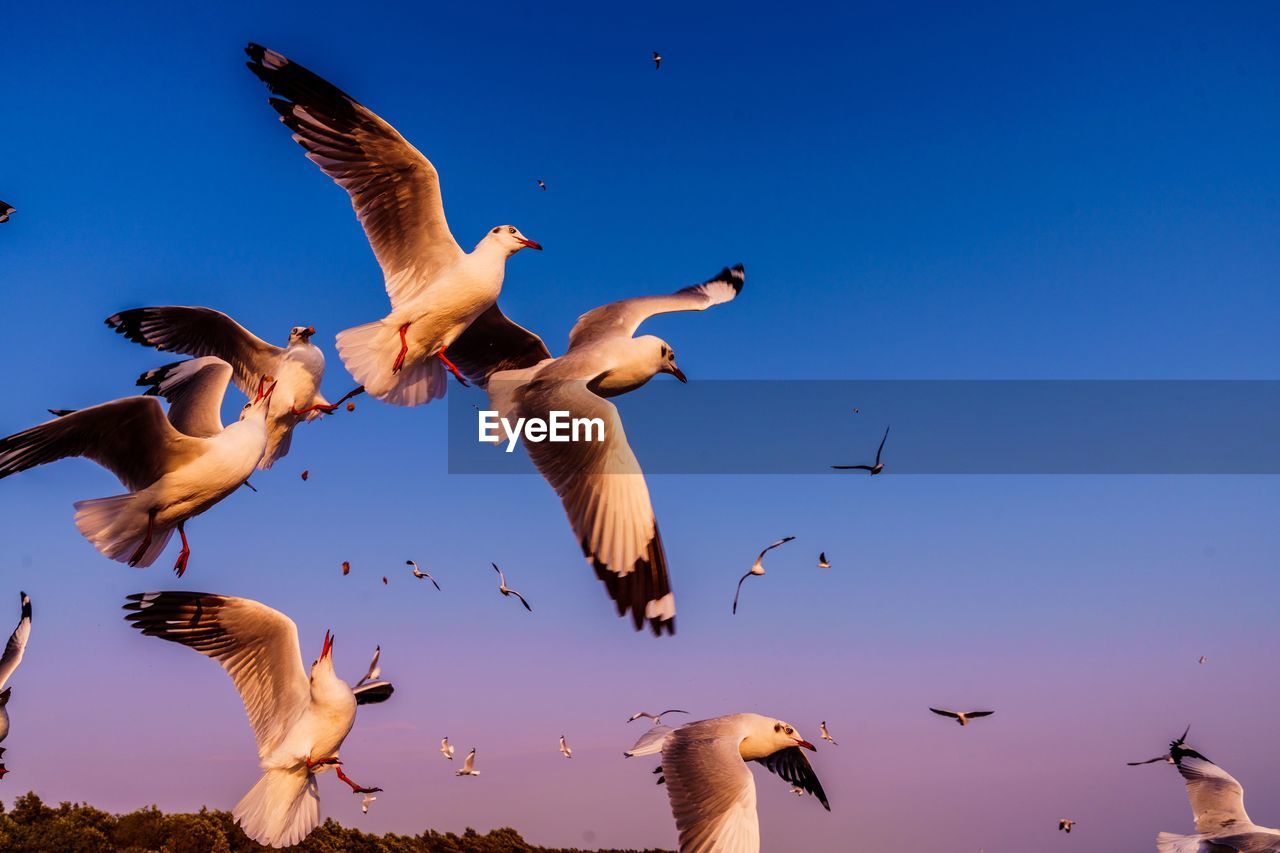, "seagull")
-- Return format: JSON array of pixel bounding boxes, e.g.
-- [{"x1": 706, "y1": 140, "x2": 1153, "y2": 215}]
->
[
  {"x1": 1156, "y1": 727, "x2": 1280, "y2": 852},
  {"x1": 106, "y1": 307, "x2": 359, "y2": 467},
  {"x1": 817, "y1": 552, "x2": 831, "y2": 569},
  {"x1": 929, "y1": 708, "x2": 994, "y2": 727},
  {"x1": 360, "y1": 793, "x2": 376, "y2": 814},
  {"x1": 456, "y1": 748, "x2": 480, "y2": 776},
  {"x1": 628, "y1": 713, "x2": 829, "y2": 851},
  {"x1": 820, "y1": 721, "x2": 837, "y2": 745},
  {"x1": 301, "y1": 470, "x2": 309, "y2": 481},
  {"x1": 491, "y1": 563, "x2": 532, "y2": 611},
  {"x1": 733, "y1": 535, "x2": 797, "y2": 614},
  {"x1": 652, "y1": 51, "x2": 662, "y2": 70},
  {"x1": 833, "y1": 425, "x2": 890, "y2": 475},
  {"x1": 450, "y1": 264, "x2": 745, "y2": 635},
  {"x1": 357, "y1": 646, "x2": 380, "y2": 685},
  {"x1": 536, "y1": 179, "x2": 547, "y2": 191},
  {"x1": 628, "y1": 709, "x2": 690, "y2": 726},
  {"x1": 407, "y1": 560, "x2": 441, "y2": 590},
  {"x1": 1058, "y1": 819, "x2": 1075, "y2": 833},
  {"x1": 245, "y1": 43, "x2": 541, "y2": 408},
  {"x1": 342, "y1": 561, "x2": 351, "y2": 576},
  {"x1": 123, "y1": 591, "x2": 394, "y2": 848},
  {"x1": 1199, "y1": 655, "x2": 1208, "y2": 665},
  {"x1": 0, "y1": 592, "x2": 32, "y2": 779},
  {"x1": 0, "y1": 359, "x2": 273, "y2": 574},
  {"x1": 441, "y1": 737, "x2": 455, "y2": 760},
  {"x1": 0, "y1": 201, "x2": 13, "y2": 223},
  {"x1": 560, "y1": 736, "x2": 573, "y2": 759}
]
